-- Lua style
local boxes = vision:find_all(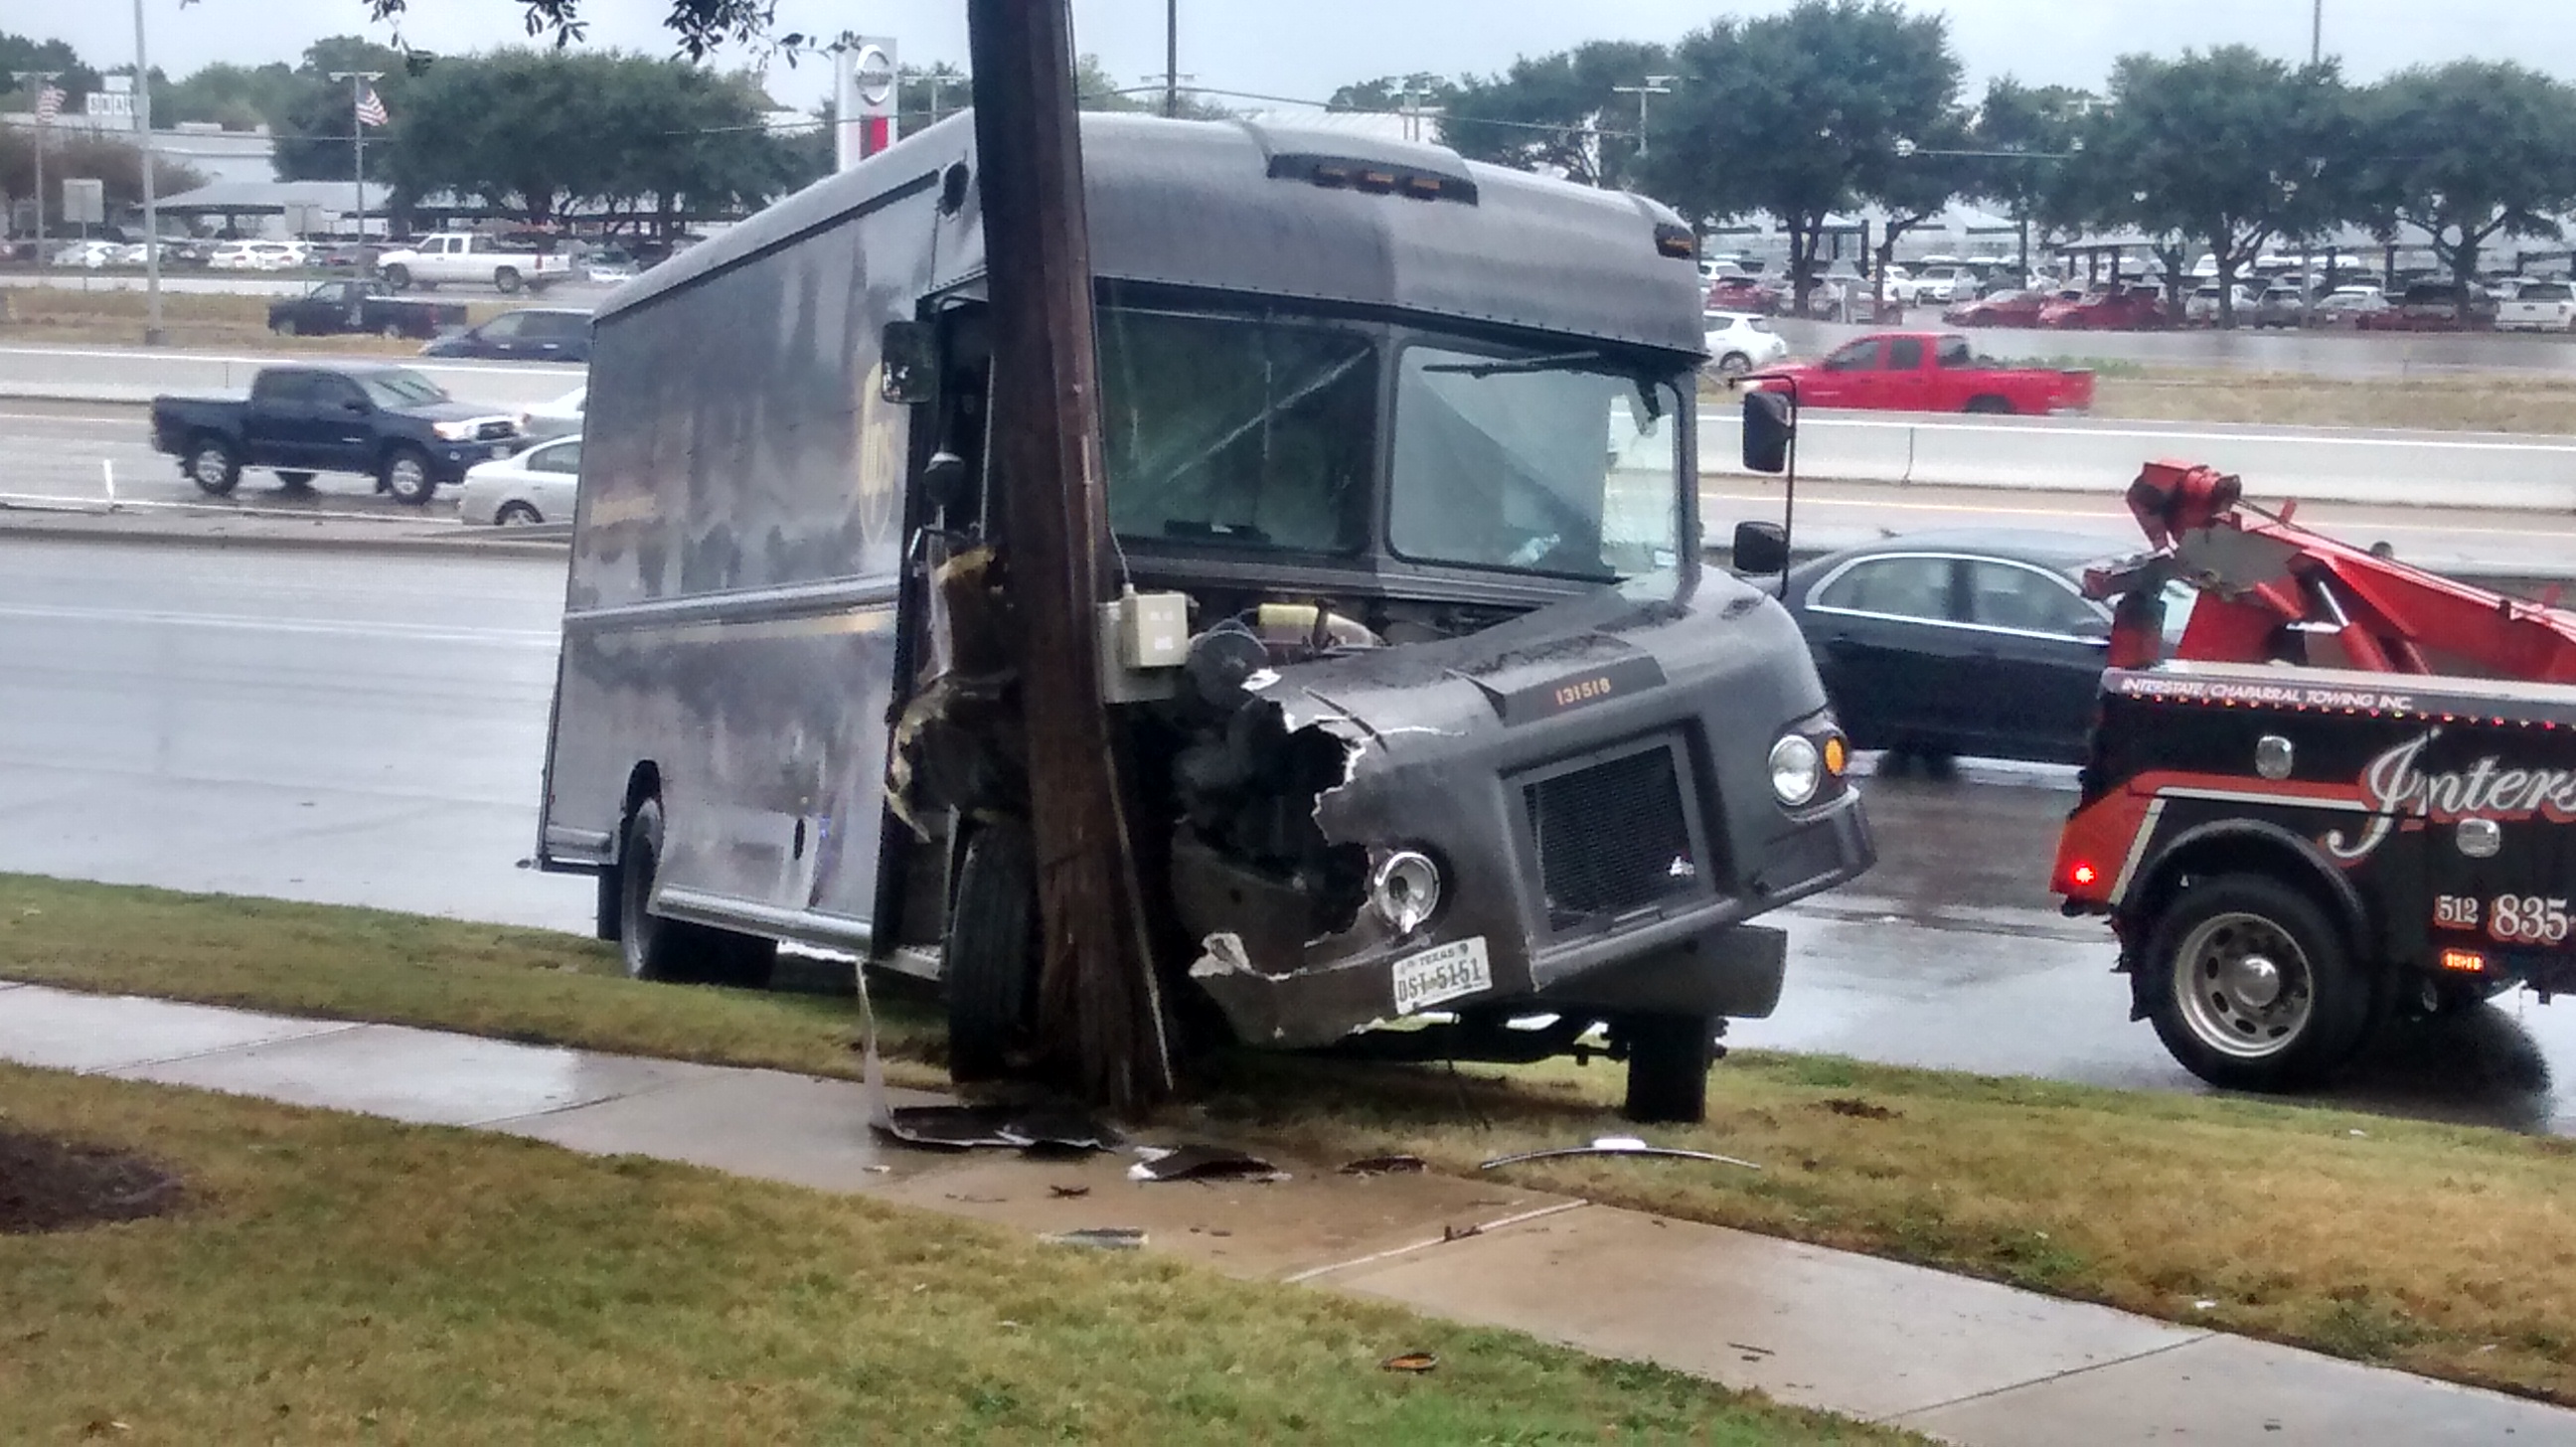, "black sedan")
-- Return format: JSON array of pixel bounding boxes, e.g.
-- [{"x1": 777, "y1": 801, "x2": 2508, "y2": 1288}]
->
[
  {"x1": 418, "y1": 307, "x2": 592, "y2": 365},
  {"x1": 1783, "y1": 531, "x2": 2159, "y2": 765}
]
